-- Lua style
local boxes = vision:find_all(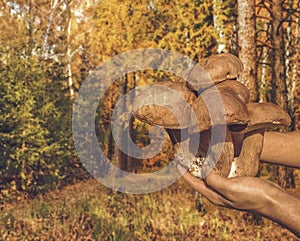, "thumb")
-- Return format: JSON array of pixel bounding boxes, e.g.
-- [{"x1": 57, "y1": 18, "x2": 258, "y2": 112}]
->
[{"x1": 205, "y1": 171, "x2": 231, "y2": 193}]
